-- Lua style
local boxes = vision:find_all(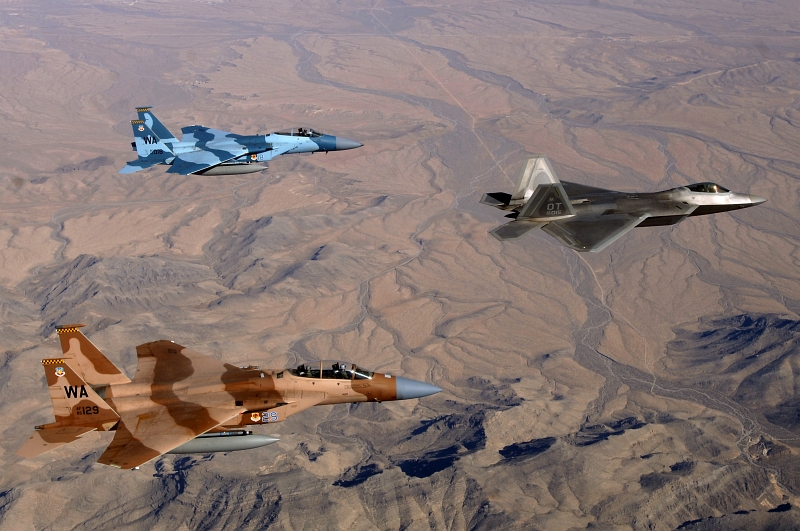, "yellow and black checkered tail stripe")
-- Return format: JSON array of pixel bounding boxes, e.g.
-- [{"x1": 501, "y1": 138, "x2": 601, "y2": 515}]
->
[
  {"x1": 42, "y1": 358, "x2": 65, "y2": 365},
  {"x1": 131, "y1": 119, "x2": 144, "y2": 125}
]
